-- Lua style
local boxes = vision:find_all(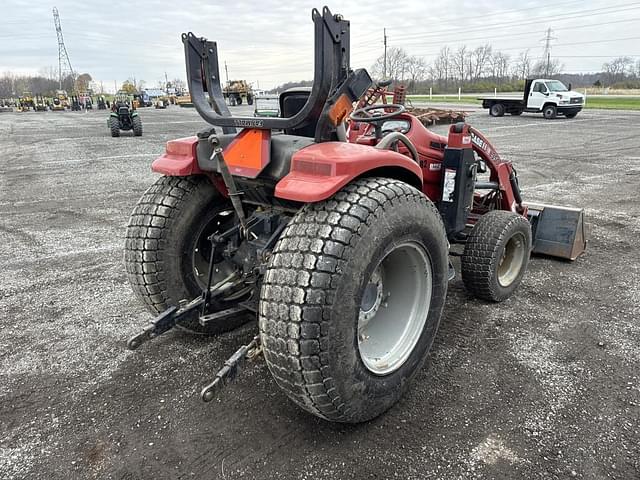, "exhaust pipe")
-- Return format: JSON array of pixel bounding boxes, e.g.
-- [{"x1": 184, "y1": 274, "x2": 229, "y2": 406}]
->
[{"x1": 527, "y1": 203, "x2": 587, "y2": 261}]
